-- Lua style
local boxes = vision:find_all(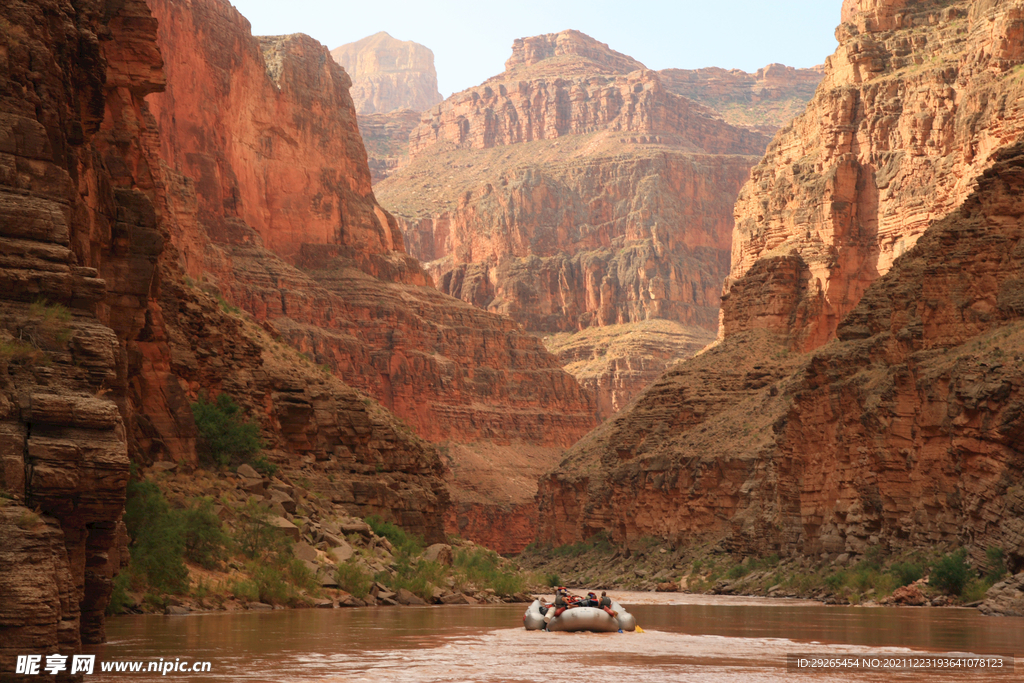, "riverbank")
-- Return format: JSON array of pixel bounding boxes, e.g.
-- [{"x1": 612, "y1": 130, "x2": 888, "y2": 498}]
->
[
  {"x1": 518, "y1": 535, "x2": 1014, "y2": 611},
  {"x1": 110, "y1": 463, "x2": 535, "y2": 616}
]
